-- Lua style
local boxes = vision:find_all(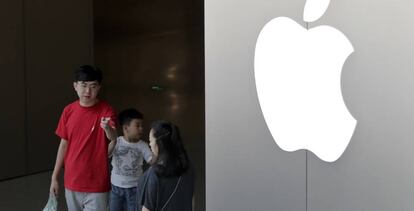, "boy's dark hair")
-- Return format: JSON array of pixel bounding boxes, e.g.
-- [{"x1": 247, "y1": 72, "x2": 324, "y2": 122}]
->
[
  {"x1": 74, "y1": 65, "x2": 103, "y2": 83},
  {"x1": 151, "y1": 121, "x2": 190, "y2": 177},
  {"x1": 118, "y1": 108, "x2": 144, "y2": 126}
]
